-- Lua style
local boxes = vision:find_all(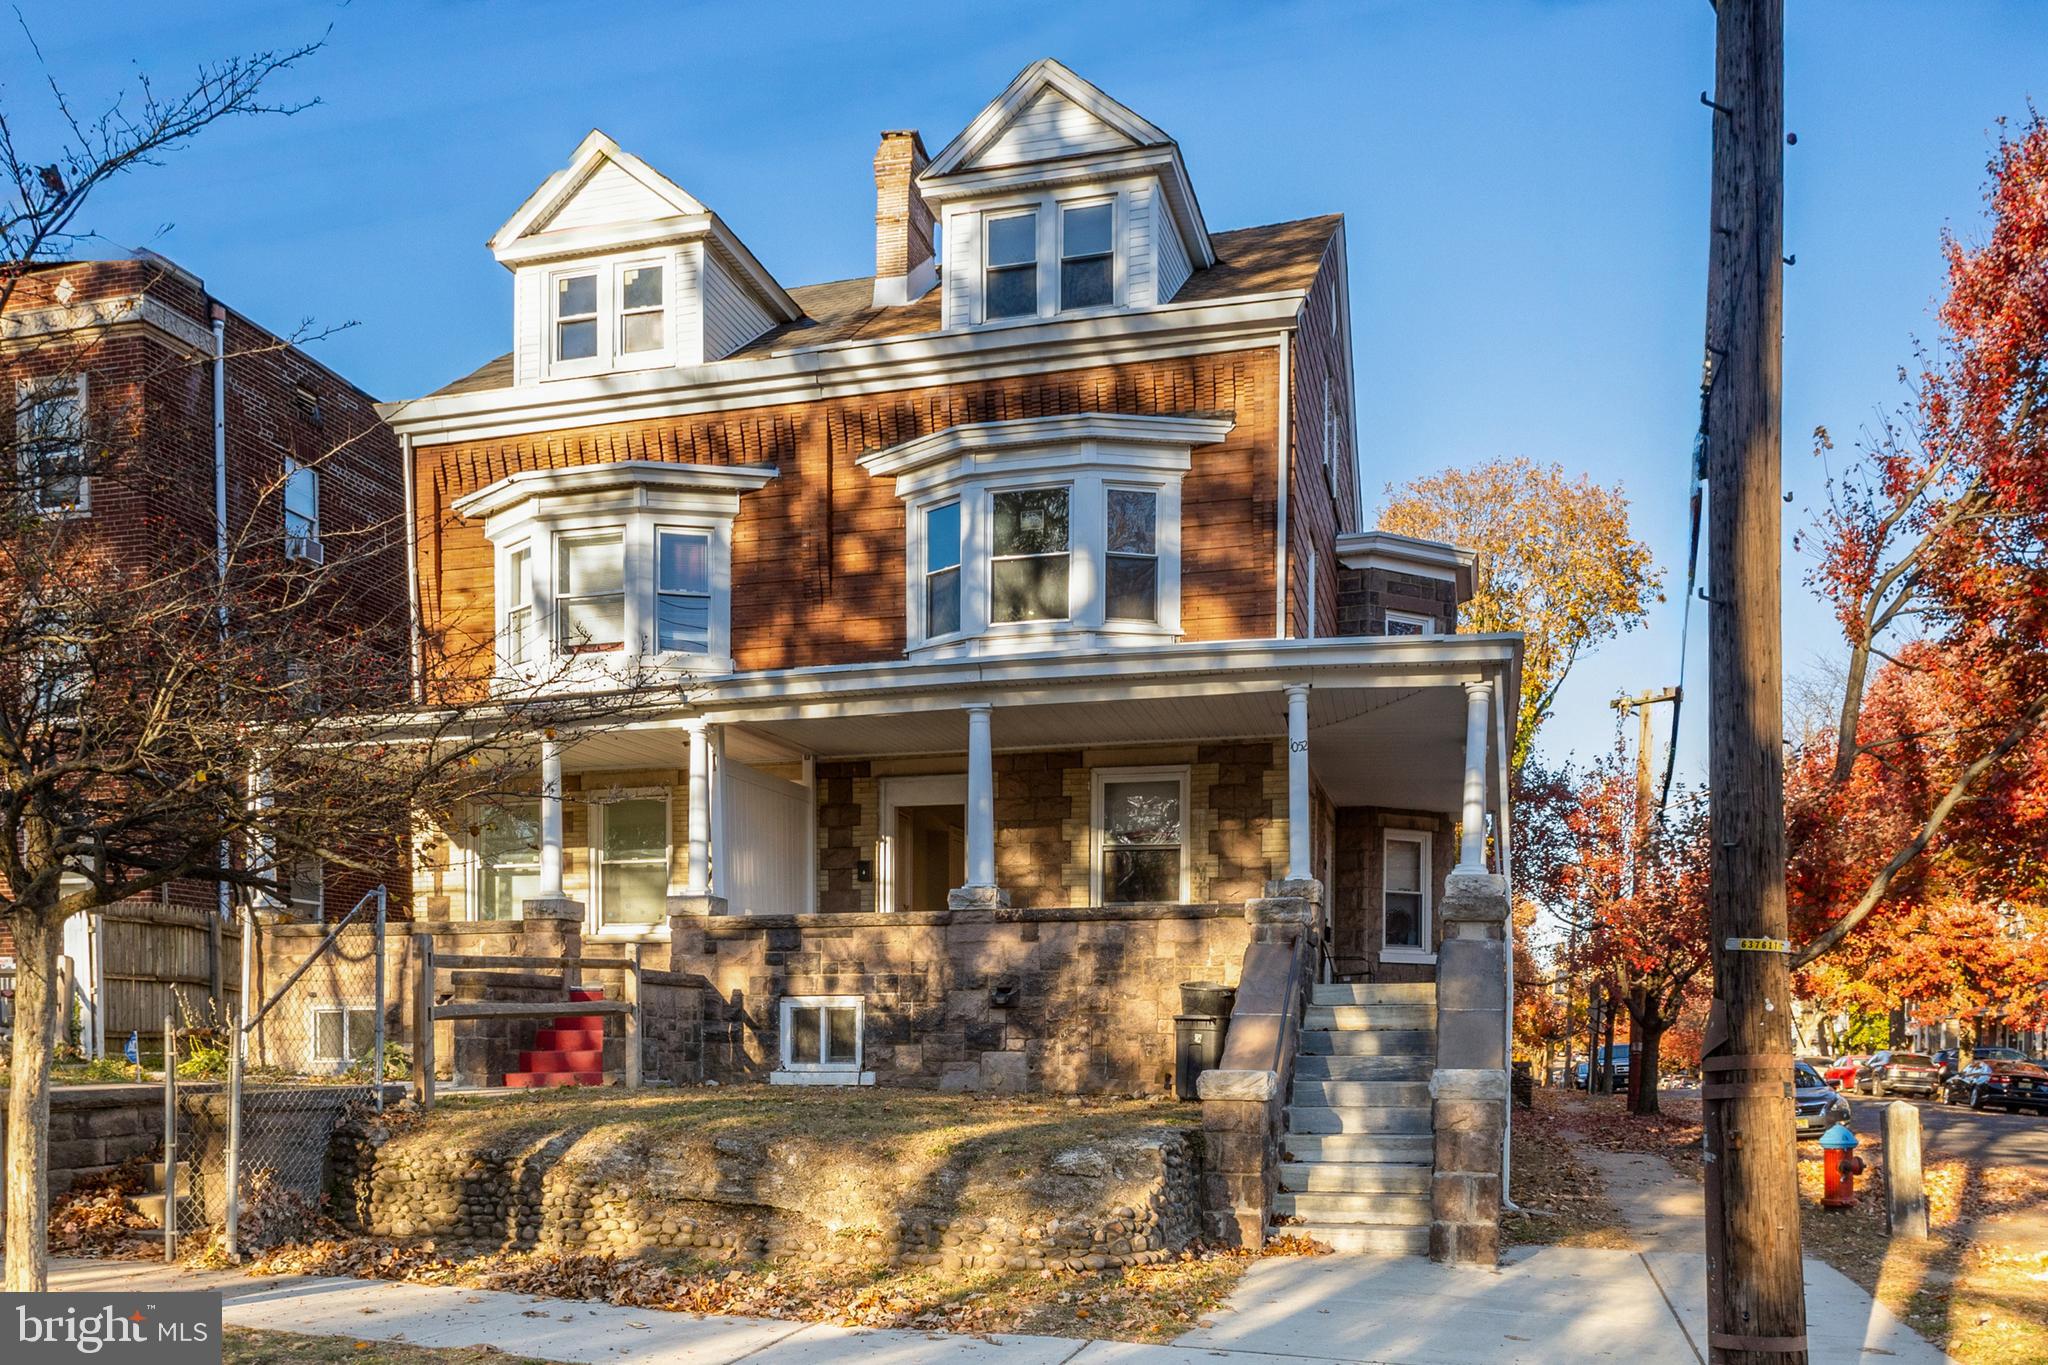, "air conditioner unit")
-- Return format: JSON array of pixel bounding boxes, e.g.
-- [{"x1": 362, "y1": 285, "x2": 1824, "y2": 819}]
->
[{"x1": 285, "y1": 534, "x2": 325, "y2": 565}]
